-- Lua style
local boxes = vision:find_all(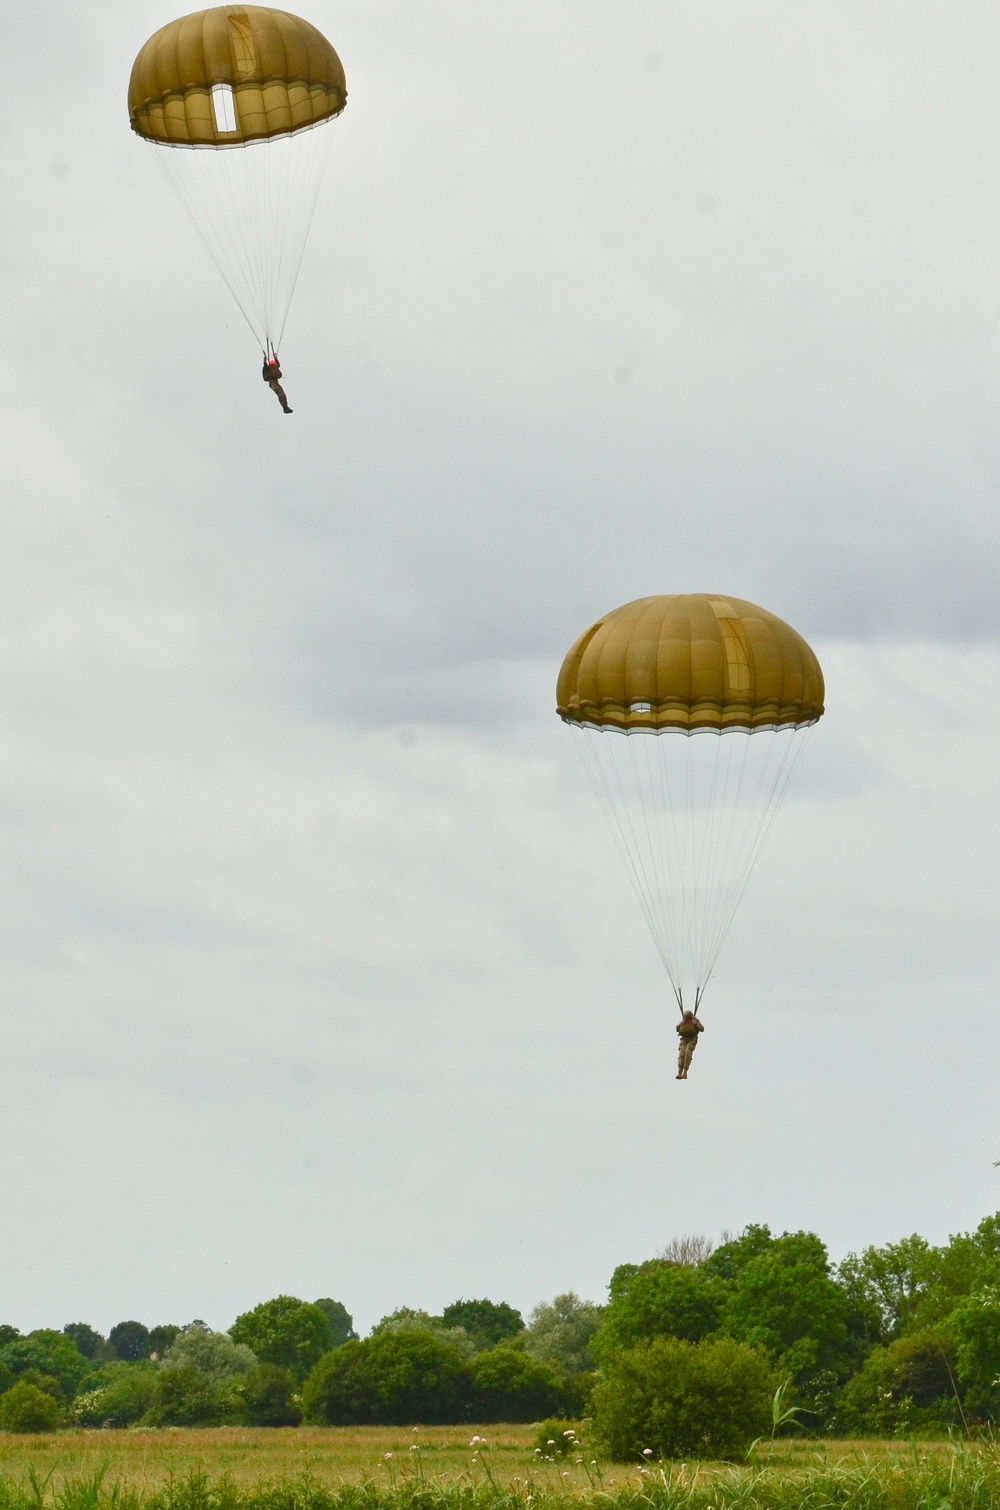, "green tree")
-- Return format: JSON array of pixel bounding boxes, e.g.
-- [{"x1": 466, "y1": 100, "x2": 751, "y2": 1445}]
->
[
  {"x1": 0, "y1": 1328, "x2": 20, "y2": 1349},
  {"x1": 0, "y1": 1361, "x2": 14, "y2": 1396},
  {"x1": 441, "y1": 1299, "x2": 524, "y2": 1351},
  {"x1": 0, "y1": 1330, "x2": 90, "y2": 1400},
  {"x1": 837, "y1": 1235, "x2": 943, "y2": 1345},
  {"x1": 0, "y1": 1381, "x2": 61, "y2": 1433},
  {"x1": 369, "y1": 1308, "x2": 474, "y2": 1357},
  {"x1": 162, "y1": 1323, "x2": 256, "y2": 1380},
  {"x1": 592, "y1": 1336, "x2": 776, "y2": 1462},
  {"x1": 954, "y1": 1287, "x2": 1000, "y2": 1420},
  {"x1": 62, "y1": 1324, "x2": 106, "y2": 1360},
  {"x1": 109, "y1": 1321, "x2": 151, "y2": 1362},
  {"x1": 302, "y1": 1331, "x2": 471, "y2": 1425},
  {"x1": 314, "y1": 1300, "x2": 357, "y2": 1348},
  {"x1": 835, "y1": 1327, "x2": 961, "y2": 1435},
  {"x1": 149, "y1": 1325, "x2": 181, "y2": 1359},
  {"x1": 229, "y1": 1296, "x2": 332, "y2": 1383},
  {"x1": 595, "y1": 1261, "x2": 727, "y2": 1359},
  {"x1": 237, "y1": 1363, "x2": 302, "y2": 1426},
  {"x1": 716, "y1": 1229, "x2": 850, "y2": 1395},
  {"x1": 469, "y1": 1346, "x2": 562, "y2": 1422},
  {"x1": 147, "y1": 1363, "x2": 237, "y2": 1426},
  {"x1": 524, "y1": 1294, "x2": 603, "y2": 1374}
]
